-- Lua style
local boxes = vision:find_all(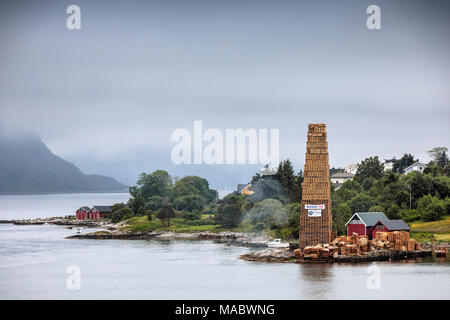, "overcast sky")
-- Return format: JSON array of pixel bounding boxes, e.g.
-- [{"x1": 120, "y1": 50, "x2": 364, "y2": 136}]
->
[{"x1": 0, "y1": 0, "x2": 449, "y2": 194}]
